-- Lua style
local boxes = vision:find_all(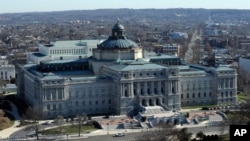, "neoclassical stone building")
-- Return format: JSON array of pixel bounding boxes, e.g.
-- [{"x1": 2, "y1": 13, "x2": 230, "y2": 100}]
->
[{"x1": 16, "y1": 21, "x2": 237, "y2": 119}]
